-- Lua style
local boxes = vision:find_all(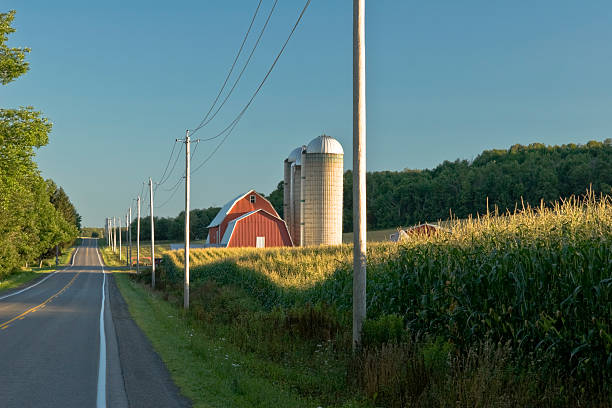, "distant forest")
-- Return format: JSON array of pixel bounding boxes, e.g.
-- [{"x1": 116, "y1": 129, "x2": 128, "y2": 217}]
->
[
  {"x1": 271, "y1": 139, "x2": 612, "y2": 232},
  {"x1": 131, "y1": 140, "x2": 612, "y2": 240}
]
